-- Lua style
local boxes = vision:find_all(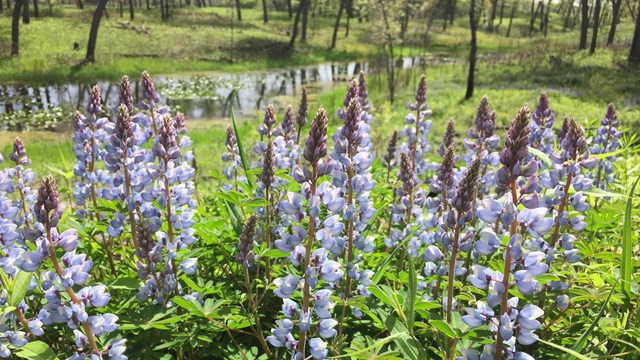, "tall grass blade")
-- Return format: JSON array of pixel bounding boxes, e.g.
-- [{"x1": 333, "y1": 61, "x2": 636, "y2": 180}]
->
[
  {"x1": 562, "y1": 278, "x2": 618, "y2": 360},
  {"x1": 230, "y1": 89, "x2": 253, "y2": 189},
  {"x1": 621, "y1": 177, "x2": 639, "y2": 297}
]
